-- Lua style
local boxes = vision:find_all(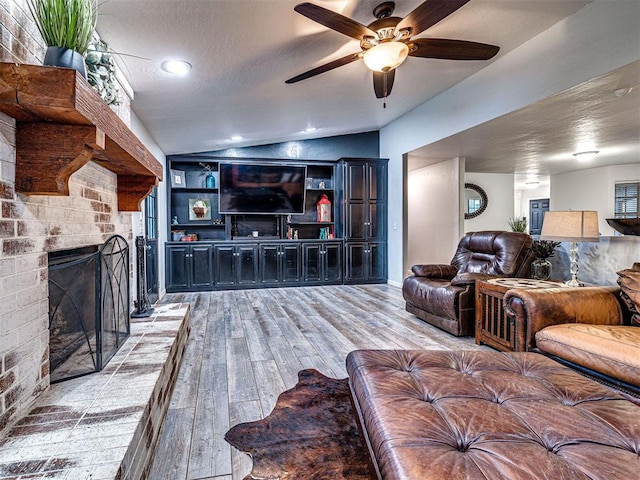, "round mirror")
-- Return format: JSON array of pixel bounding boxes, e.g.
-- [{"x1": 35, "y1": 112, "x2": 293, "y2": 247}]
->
[{"x1": 464, "y1": 183, "x2": 488, "y2": 219}]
